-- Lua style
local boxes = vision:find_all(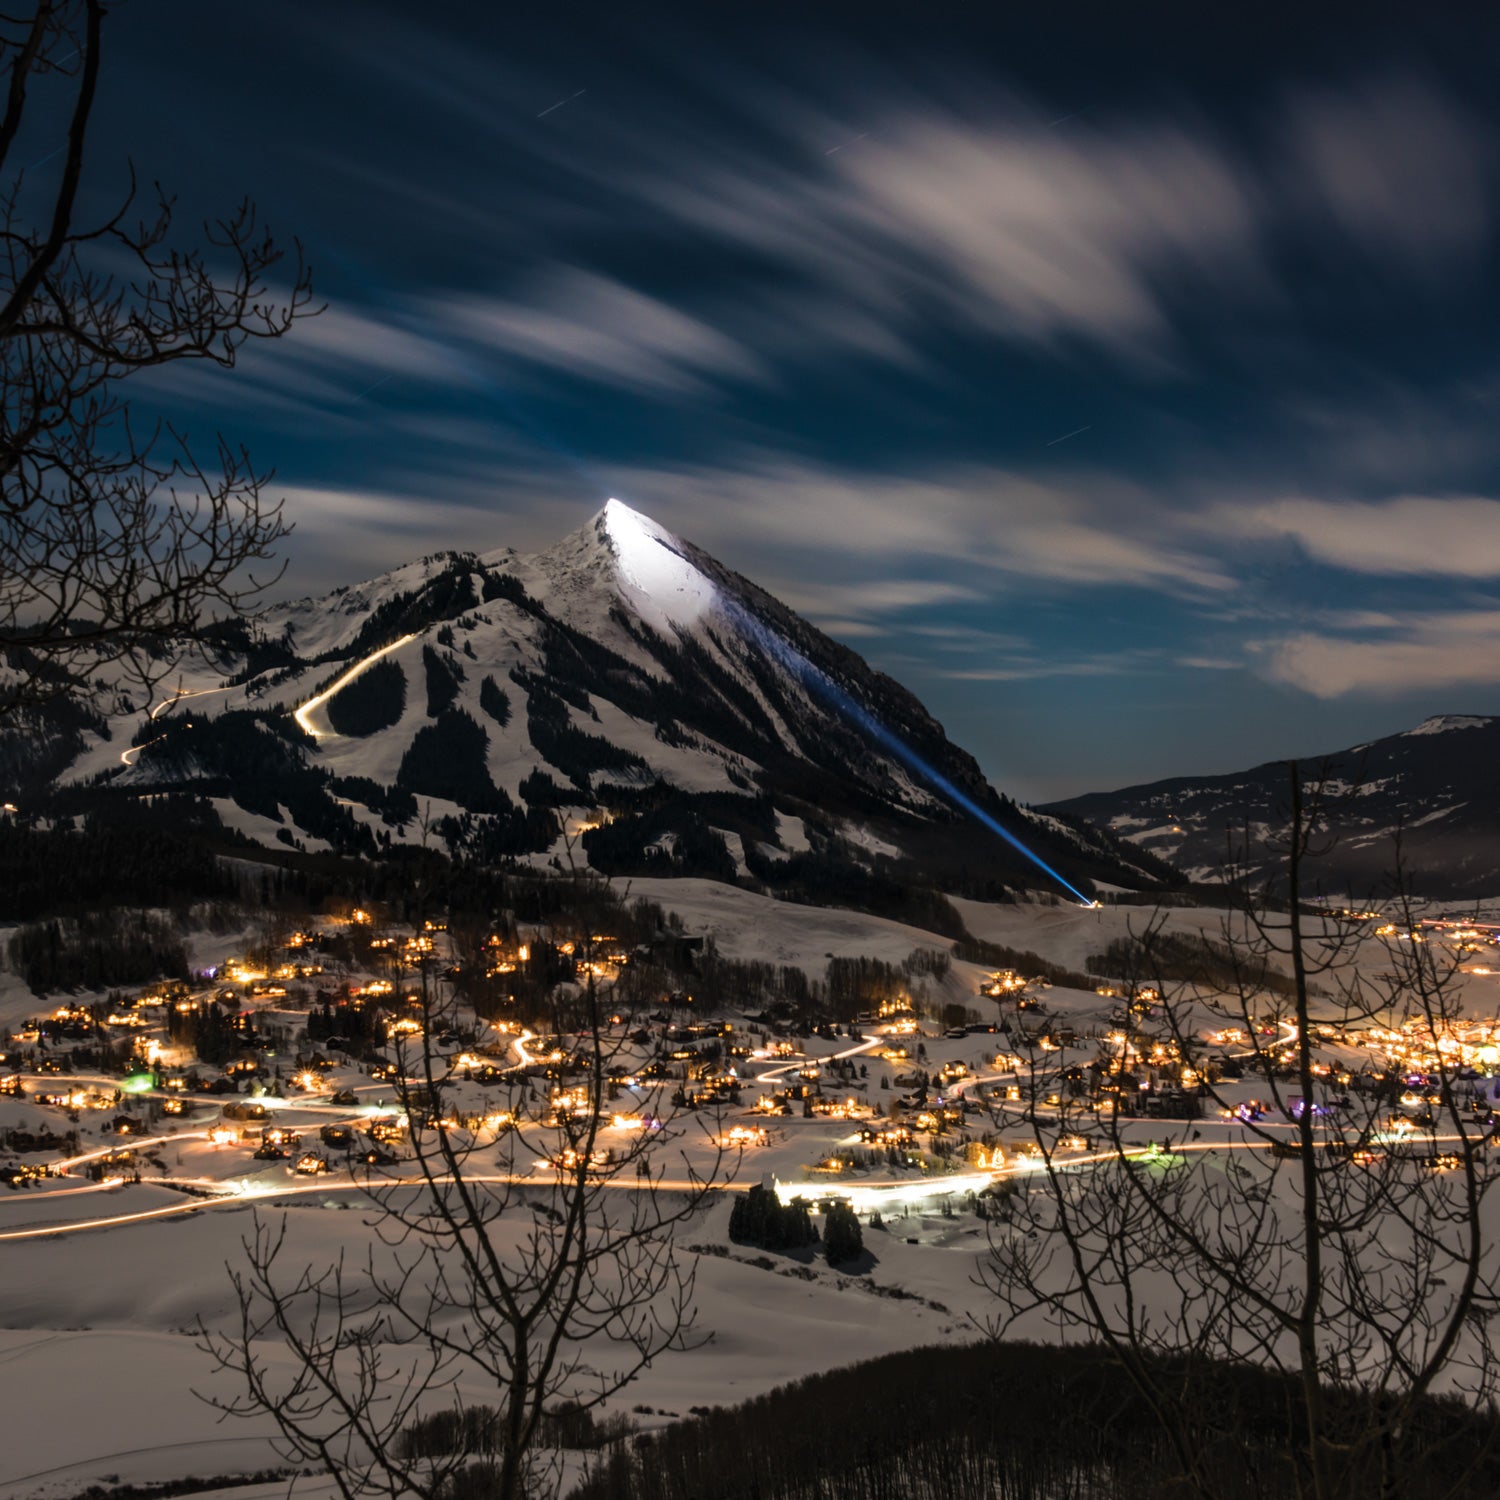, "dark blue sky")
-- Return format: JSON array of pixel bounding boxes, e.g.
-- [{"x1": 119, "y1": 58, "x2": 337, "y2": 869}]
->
[{"x1": 49, "y1": 0, "x2": 1500, "y2": 798}]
